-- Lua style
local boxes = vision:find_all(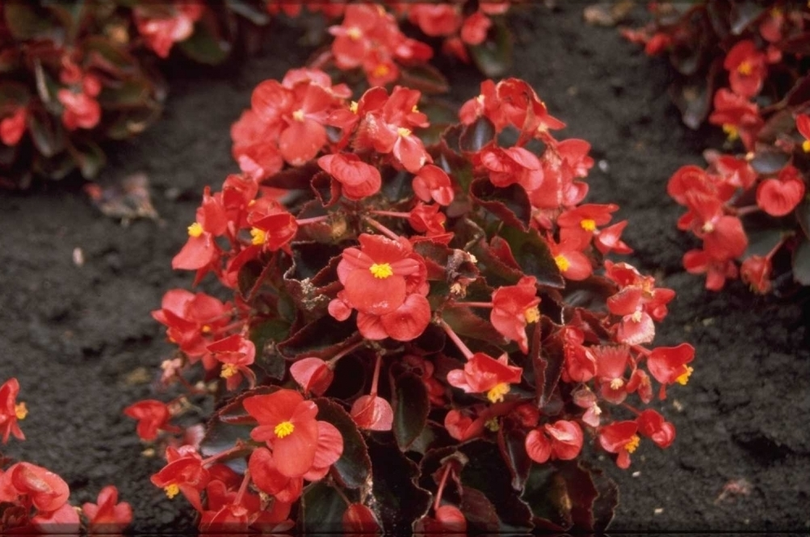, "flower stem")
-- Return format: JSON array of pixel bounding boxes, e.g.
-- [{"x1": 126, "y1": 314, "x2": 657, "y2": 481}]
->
[
  {"x1": 297, "y1": 215, "x2": 330, "y2": 226},
  {"x1": 370, "y1": 354, "x2": 382, "y2": 396},
  {"x1": 437, "y1": 318, "x2": 474, "y2": 360},
  {"x1": 433, "y1": 463, "x2": 452, "y2": 512},
  {"x1": 363, "y1": 216, "x2": 401, "y2": 241},
  {"x1": 234, "y1": 468, "x2": 251, "y2": 506},
  {"x1": 449, "y1": 301, "x2": 494, "y2": 309},
  {"x1": 370, "y1": 210, "x2": 411, "y2": 219}
]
